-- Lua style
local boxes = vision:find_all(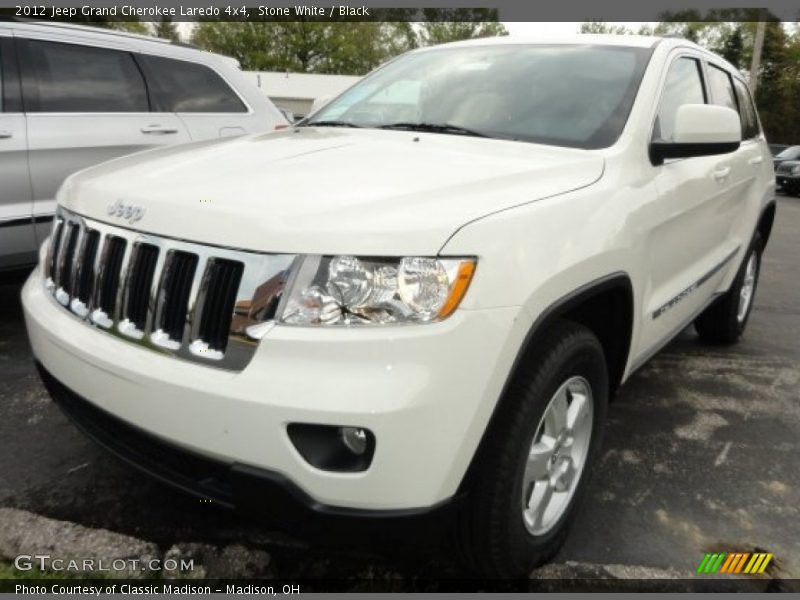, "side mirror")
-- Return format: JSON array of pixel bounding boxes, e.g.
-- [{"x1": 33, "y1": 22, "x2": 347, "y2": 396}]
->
[
  {"x1": 309, "y1": 95, "x2": 333, "y2": 116},
  {"x1": 650, "y1": 104, "x2": 741, "y2": 165}
]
